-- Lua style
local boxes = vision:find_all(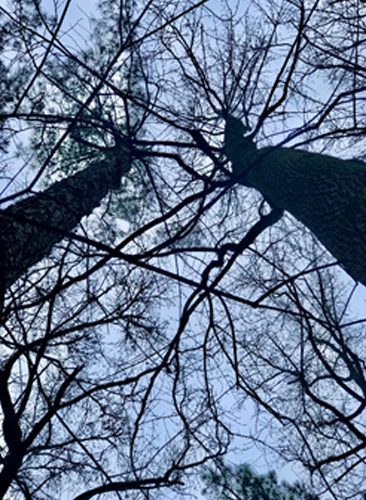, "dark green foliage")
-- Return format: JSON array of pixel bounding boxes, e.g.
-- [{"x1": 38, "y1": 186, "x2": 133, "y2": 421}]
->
[{"x1": 202, "y1": 462, "x2": 319, "y2": 500}]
